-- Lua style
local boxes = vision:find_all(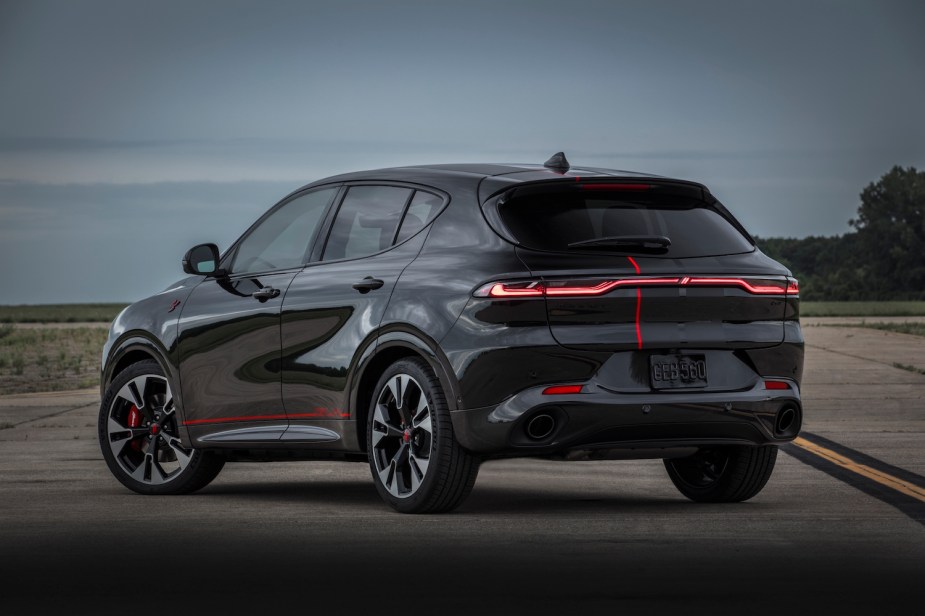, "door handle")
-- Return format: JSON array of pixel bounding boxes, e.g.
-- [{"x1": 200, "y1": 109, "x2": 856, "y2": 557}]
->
[
  {"x1": 352, "y1": 277, "x2": 384, "y2": 294},
  {"x1": 252, "y1": 286, "x2": 280, "y2": 302}
]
